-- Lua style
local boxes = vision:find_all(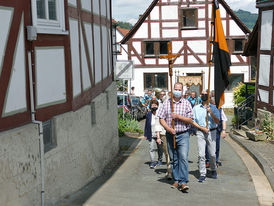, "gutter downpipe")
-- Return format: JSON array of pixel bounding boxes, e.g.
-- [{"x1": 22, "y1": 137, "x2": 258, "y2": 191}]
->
[{"x1": 28, "y1": 51, "x2": 45, "y2": 206}]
